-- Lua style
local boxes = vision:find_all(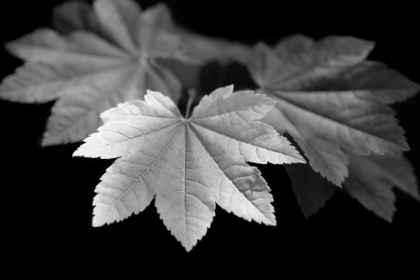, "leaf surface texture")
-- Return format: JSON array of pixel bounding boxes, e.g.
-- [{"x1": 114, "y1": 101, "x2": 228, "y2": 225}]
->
[{"x1": 73, "y1": 86, "x2": 305, "y2": 251}]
